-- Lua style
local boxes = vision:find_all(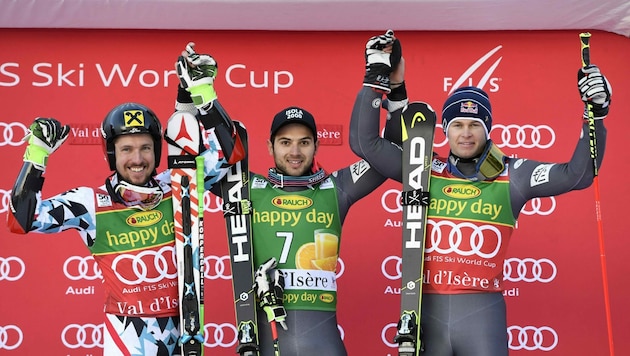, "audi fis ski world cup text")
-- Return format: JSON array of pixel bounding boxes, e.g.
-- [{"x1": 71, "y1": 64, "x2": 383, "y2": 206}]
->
[{"x1": 0, "y1": 62, "x2": 293, "y2": 93}]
